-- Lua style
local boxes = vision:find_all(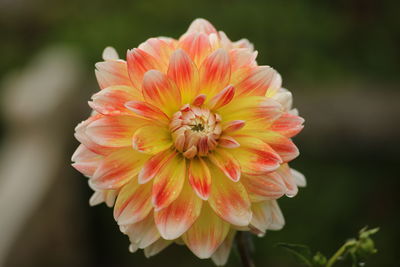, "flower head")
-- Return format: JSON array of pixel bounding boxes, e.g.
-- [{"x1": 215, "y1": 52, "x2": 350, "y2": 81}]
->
[{"x1": 72, "y1": 18, "x2": 305, "y2": 265}]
